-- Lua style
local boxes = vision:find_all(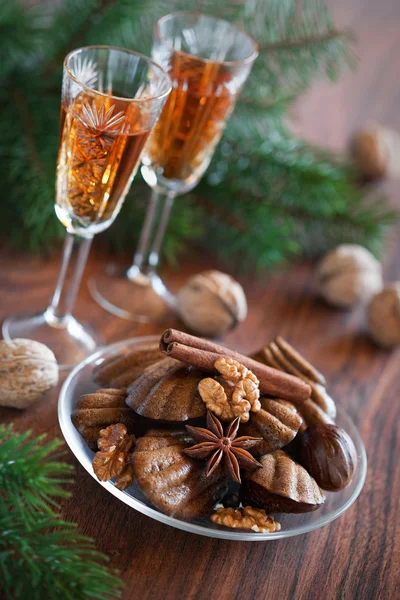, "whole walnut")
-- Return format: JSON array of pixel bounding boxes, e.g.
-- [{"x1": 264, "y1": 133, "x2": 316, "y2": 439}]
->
[
  {"x1": 315, "y1": 244, "x2": 382, "y2": 308},
  {"x1": 352, "y1": 122, "x2": 400, "y2": 179},
  {"x1": 299, "y1": 424, "x2": 357, "y2": 492},
  {"x1": 367, "y1": 284, "x2": 400, "y2": 347},
  {"x1": 0, "y1": 339, "x2": 58, "y2": 409},
  {"x1": 176, "y1": 270, "x2": 247, "y2": 337}
]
